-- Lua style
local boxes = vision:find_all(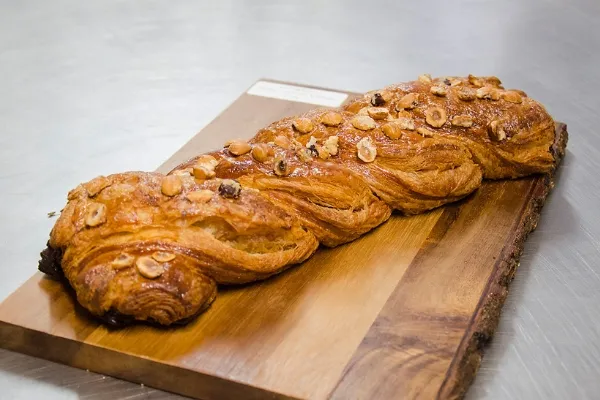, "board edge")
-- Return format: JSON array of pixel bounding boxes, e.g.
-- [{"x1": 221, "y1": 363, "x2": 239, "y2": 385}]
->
[{"x1": 437, "y1": 122, "x2": 569, "y2": 399}]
